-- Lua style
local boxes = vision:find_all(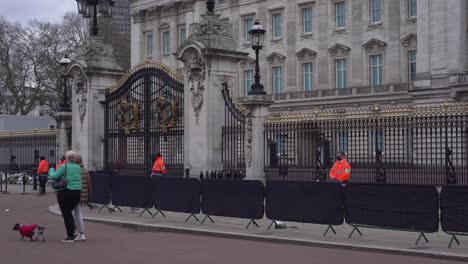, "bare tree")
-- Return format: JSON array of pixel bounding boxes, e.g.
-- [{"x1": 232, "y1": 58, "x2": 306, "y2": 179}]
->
[{"x1": 0, "y1": 13, "x2": 88, "y2": 115}]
